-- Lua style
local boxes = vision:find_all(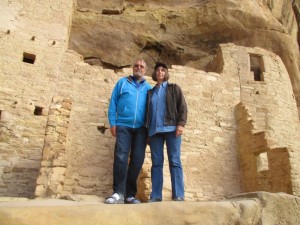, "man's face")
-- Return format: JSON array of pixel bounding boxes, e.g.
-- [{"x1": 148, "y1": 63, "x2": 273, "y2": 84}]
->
[{"x1": 132, "y1": 60, "x2": 146, "y2": 79}]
